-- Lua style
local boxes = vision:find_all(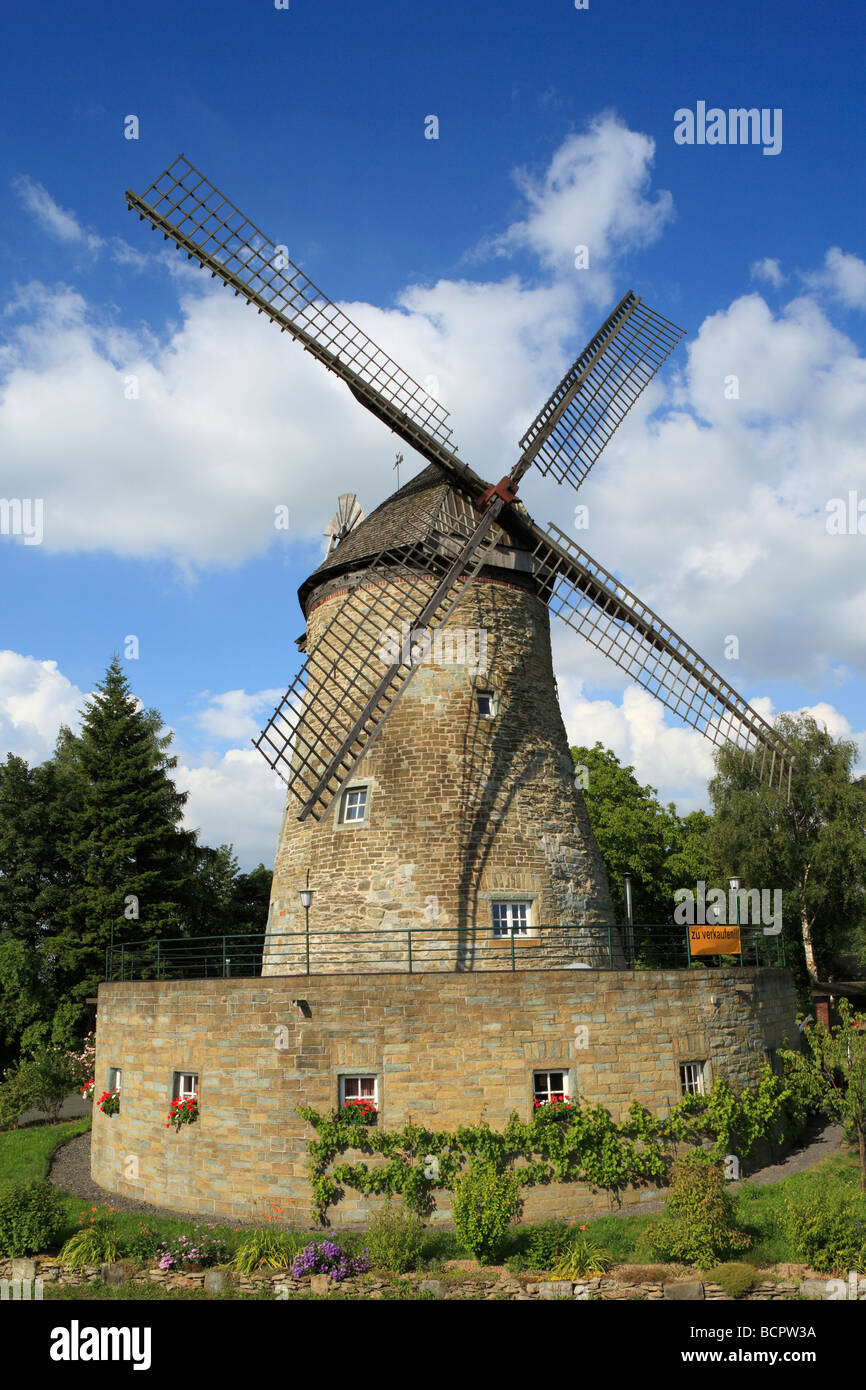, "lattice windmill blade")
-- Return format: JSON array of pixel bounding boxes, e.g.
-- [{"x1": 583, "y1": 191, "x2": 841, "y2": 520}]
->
[
  {"x1": 255, "y1": 489, "x2": 508, "y2": 821},
  {"x1": 524, "y1": 520, "x2": 795, "y2": 798},
  {"x1": 512, "y1": 292, "x2": 686, "y2": 493},
  {"x1": 126, "y1": 155, "x2": 483, "y2": 495},
  {"x1": 323, "y1": 493, "x2": 365, "y2": 553}
]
